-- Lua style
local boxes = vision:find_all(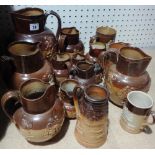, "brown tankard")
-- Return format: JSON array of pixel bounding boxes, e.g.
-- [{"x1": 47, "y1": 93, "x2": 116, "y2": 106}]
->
[{"x1": 73, "y1": 84, "x2": 109, "y2": 148}]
